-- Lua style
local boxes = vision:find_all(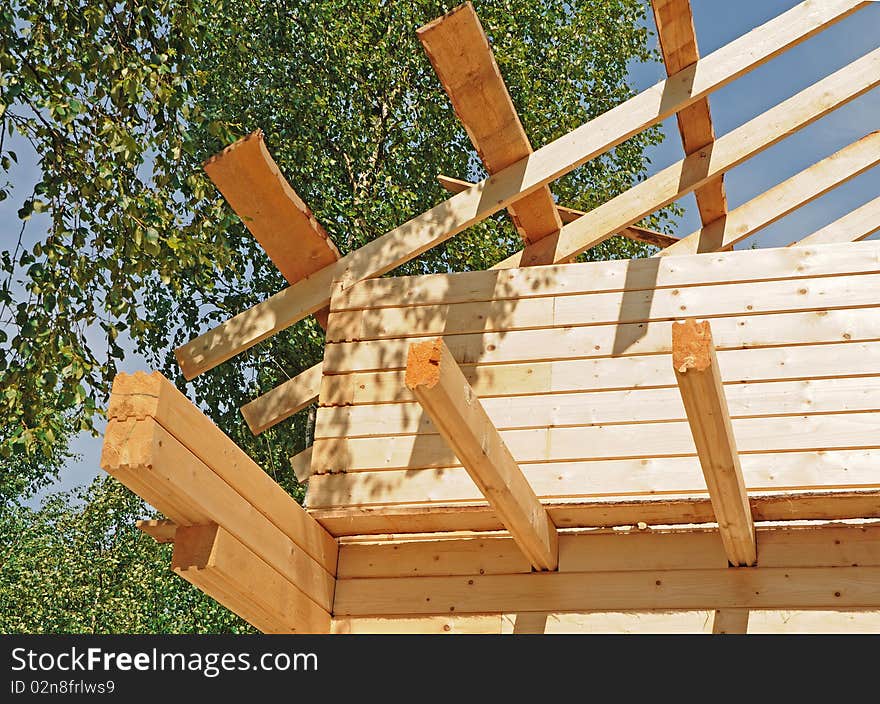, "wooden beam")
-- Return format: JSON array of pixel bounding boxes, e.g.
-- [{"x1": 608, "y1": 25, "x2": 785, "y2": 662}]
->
[
  {"x1": 333, "y1": 523, "x2": 880, "y2": 615},
  {"x1": 651, "y1": 0, "x2": 727, "y2": 225},
  {"x1": 203, "y1": 129, "x2": 340, "y2": 327},
  {"x1": 673, "y1": 320, "x2": 755, "y2": 566},
  {"x1": 418, "y1": 3, "x2": 562, "y2": 248},
  {"x1": 312, "y1": 490, "x2": 880, "y2": 538},
  {"x1": 137, "y1": 519, "x2": 177, "y2": 544},
  {"x1": 496, "y1": 46, "x2": 880, "y2": 268},
  {"x1": 240, "y1": 362, "x2": 322, "y2": 435},
  {"x1": 405, "y1": 338, "x2": 558, "y2": 571},
  {"x1": 437, "y1": 174, "x2": 679, "y2": 248},
  {"x1": 290, "y1": 446, "x2": 314, "y2": 484},
  {"x1": 102, "y1": 417, "x2": 336, "y2": 612},
  {"x1": 792, "y1": 193, "x2": 880, "y2": 246},
  {"x1": 712, "y1": 609, "x2": 749, "y2": 634},
  {"x1": 174, "y1": 0, "x2": 865, "y2": 379},
  {"x1": 658, "y1": 131, "x2": 880, "y2": 256},
  {"x1": 106, "y1": 371, "x2": 338, "y2": 572},
  {"x1": 172, "y1": 524, "x2": 331, "y2": 634}
]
